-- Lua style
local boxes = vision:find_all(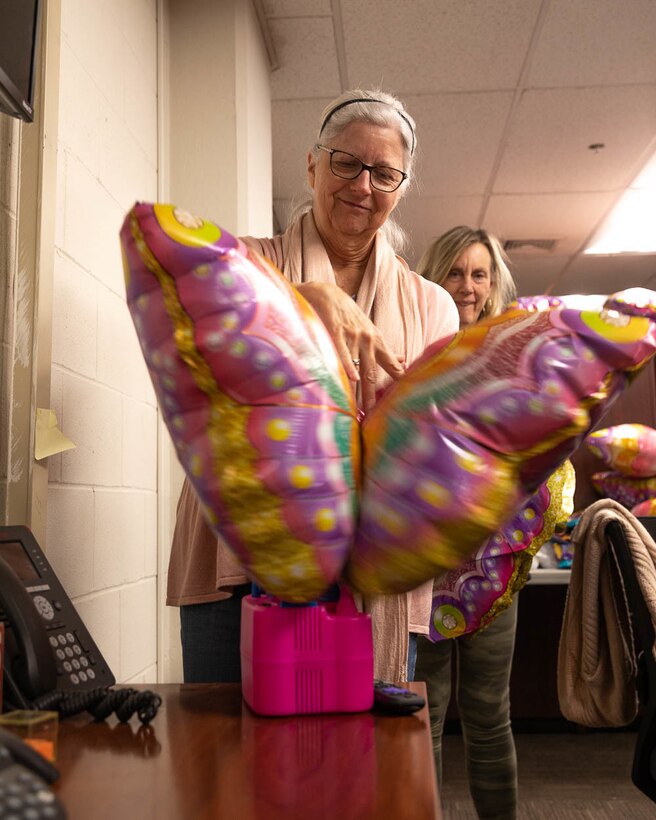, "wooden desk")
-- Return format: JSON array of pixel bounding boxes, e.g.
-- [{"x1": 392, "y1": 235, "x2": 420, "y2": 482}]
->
[{"x1": 53, "y1": 683, "x2": 440, "y2": 820}]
